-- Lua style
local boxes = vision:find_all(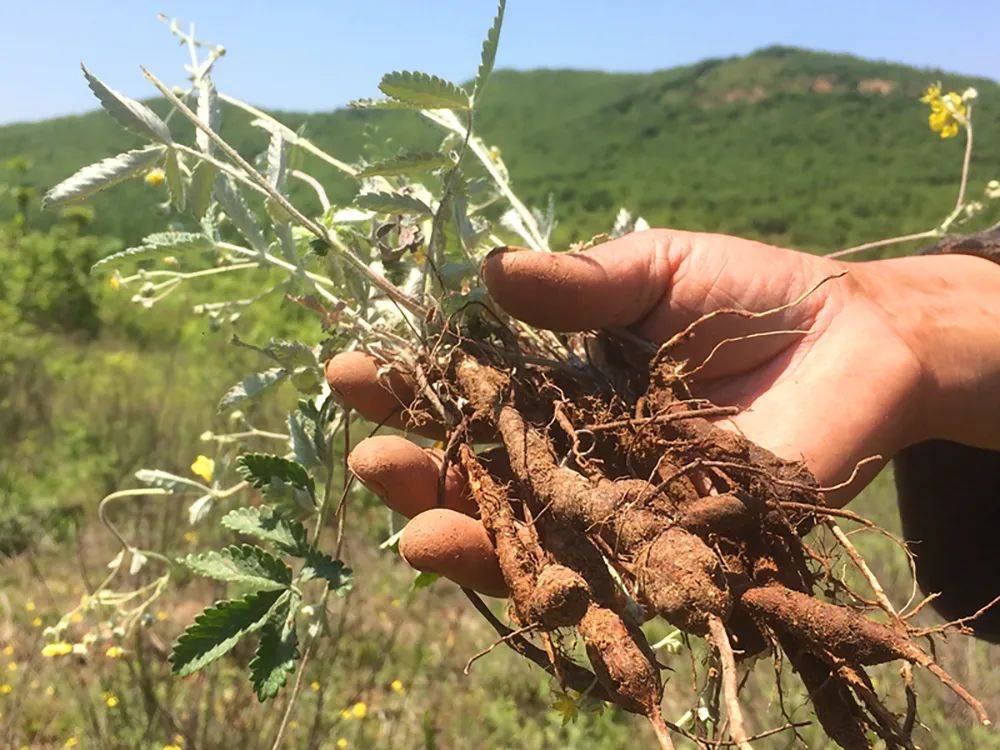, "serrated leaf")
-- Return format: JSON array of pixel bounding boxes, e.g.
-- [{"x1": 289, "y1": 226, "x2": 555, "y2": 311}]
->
[
  {"x1": 221, "y1": 507, "x2": 308, "y2": 555},
  {"x1": 474, "y1": 0, "x2": 506, "y2": 101},
  {"x1": 92, "y1": 231, "x2": 213, "y2": 271},
  {"x1": 82, "y1": 64, "x2": 172, "y2": 144},
  {"x1": 218, "y1": 367, "x2": 287, "y2": 413},
  {"x1": 196, "y1": 77, "x2": 220, "y2": 154},
  {"x1": 378, "y1": 71, "x2": 470, "y2": 110},
  {"x1": 189, "y1": 160, "x2": 217, "y2": 219},
  {"x1": 182, "y1": 545, "x2": 292, "y2": 590},
  {"x1": 135, "y1": 468, "x2": 210, "y2": 494},
  {"x1": 216, "y1": 177, "x2": 268, "y2": 254},
  {"x1": 287, "y1": 408, "x2": 321, "y2": 469},
  {"x1": 165, "y1": 148, "x2": 185, "y2": 211},
  {"x1": 237, "y1": 454, "x2": 314, "y2": 495},
  {"x1": 300, "y1": 551, "x2": 351, "y2": 591},
  {"x1": 43, "y1": 146, "x2": 165, "y2": 208},
  {"x1": 265, "y1": 130, "x2": 287, "y2": 193},
  {"x1": 354, "y1": 191, "x2": 432, "y2": 216},
  {"x1": 169, "y1": 589, "x2": 283, "y2": 676},
  {"x1": 359, "y1": 151, "x2": 452, "y2": 178},
  {"x1": 250, "y1": 618, "x2": 299, "y2": 701}
]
